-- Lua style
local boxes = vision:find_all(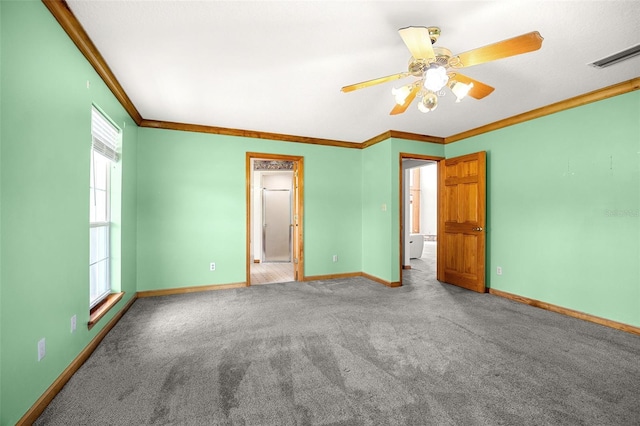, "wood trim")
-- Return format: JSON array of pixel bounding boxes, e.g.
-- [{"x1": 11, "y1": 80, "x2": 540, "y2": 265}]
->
[
  {"x1": 246, "y1": 153, "x2": 253, "y2": 285},
  {"x1": 141, "y1": 119, "x2": 361, "y2": 149},
  {"x1": 295, "y1": 159, "x2": 305, "y2": 282},
  {"x1": 137, "y1": 282, "x2": 247, "y2": 298},
  {"x1": 141, "y1": 121, "x2": 444, "y2": 150},
  {"x1": 361, "y1": 130, "x2": 445, "y2": 149},
  {"x1": 489, "y1": 288, "x2": 640, "y2": 336},
  {"x1": 362, "y1": 272, "x2": 401, "y2": 288},
  {"x1": 361, "y1": 131, "x2": 392, "y2": 148},
  {"x1": 303, "y1": 272, "x2": 363, "y2": 281},
  {"x1": 88, "y1": 292, "x2": 124, "y2": 330},
  {"x1": 17, "y1": 295, "x2": 137, "y2": 426},
  {"x1": 445, "y1": 77, "x2": 640, "y2": 143},
  {"x1": 42, "y1": 0, "x2": 143, "y2": 125},
  {"x1": 402, "y1": 265, "x2": 412, "y2": 270},
  {"x1": 389, "y1": 130, "x2": 445, "y2": 144},
  {"x1": 304, "y1": 271, "x2": 400, "y2": 288}
]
